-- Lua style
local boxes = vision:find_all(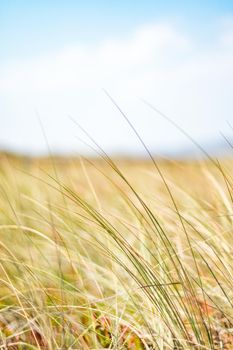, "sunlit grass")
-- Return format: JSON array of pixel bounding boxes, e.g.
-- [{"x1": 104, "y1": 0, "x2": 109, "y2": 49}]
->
[{"x1": 0, "y1": 152, "x2": 232, "y2": 349}]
